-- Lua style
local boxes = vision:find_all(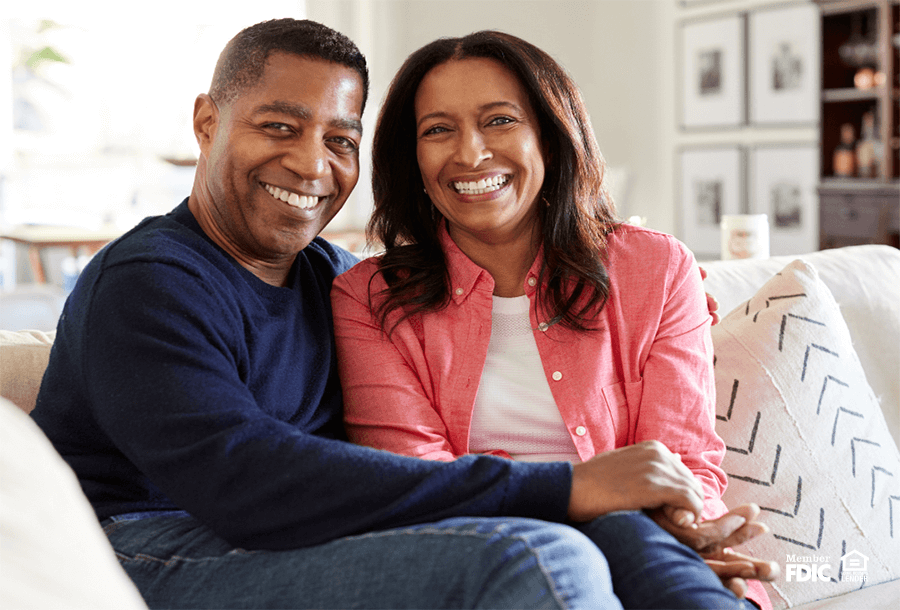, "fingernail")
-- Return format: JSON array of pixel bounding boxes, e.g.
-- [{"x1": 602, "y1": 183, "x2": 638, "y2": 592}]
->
[
  {"x1": 729, "y1": 516, "x2": 746, "y2": 528},
  {"x1": 677, "y1": 511, "x2": 695, "y2": 527}
]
